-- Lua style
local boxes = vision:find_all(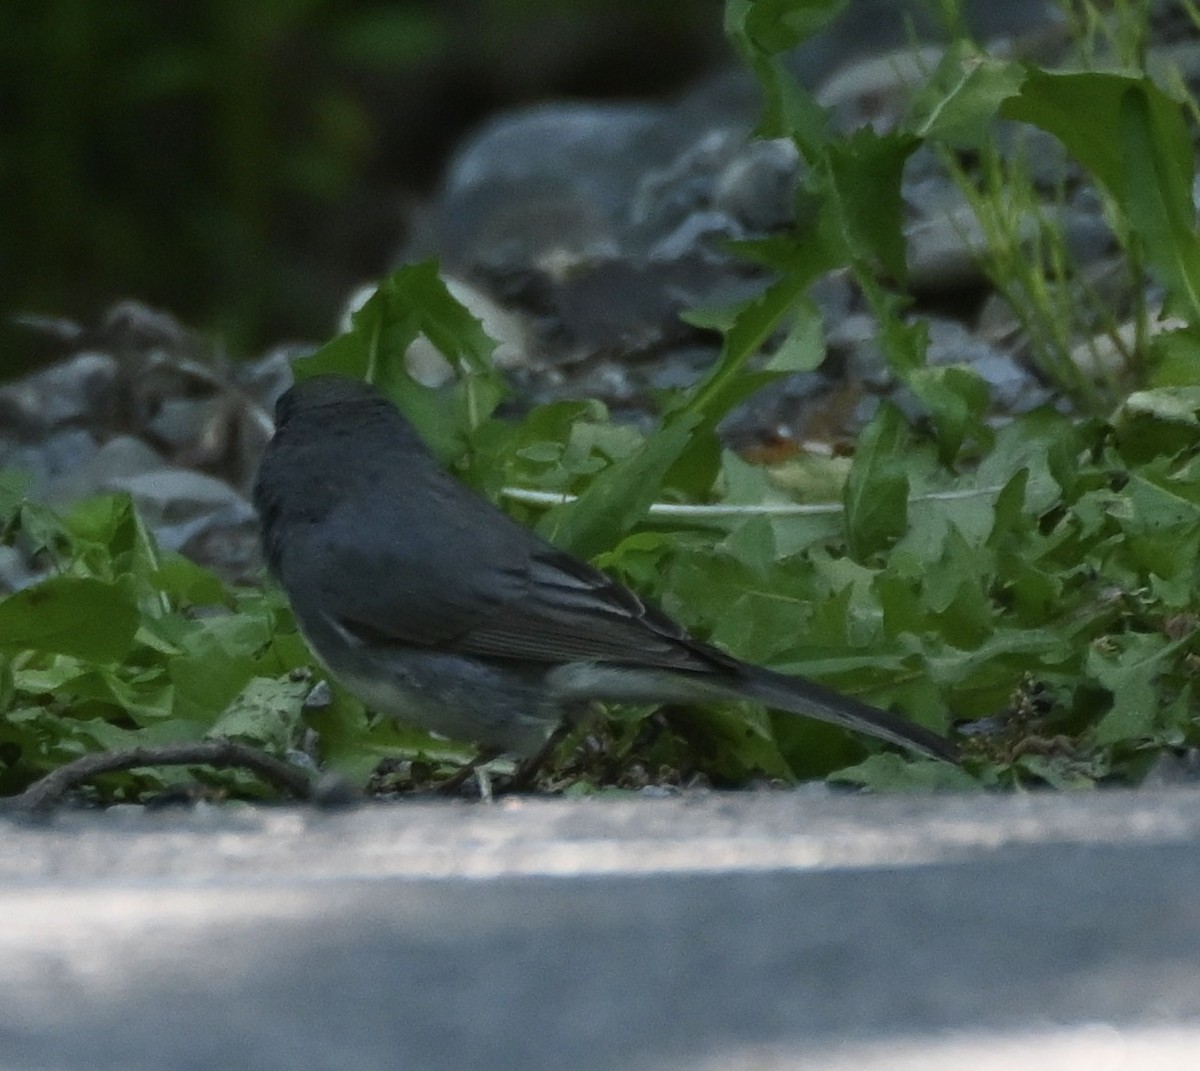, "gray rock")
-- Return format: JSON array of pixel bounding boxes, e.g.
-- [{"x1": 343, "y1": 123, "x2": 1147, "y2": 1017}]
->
[
  {"x1": 905, "y1": 203, "x2": 992, "y2": 292},
  {"x1": 430, "y1": 103, "x2": 669, "y2": 270},
  {"x1": 234, "y1": 344, "x2": 311, "y2": 412},
  {"x1": 394, "y1": 0, "x2": 1079, "y2": 439},
  {"x1": 1058, "y1": 206, "x2": 1116, "y2": 267},
  {"x1": 2, "y1": 429, "x2": 99, "y2": 497},
  {"x1": 106, "y1": 469, "x2": 256, "y2": 551},
  {"x1": 992, "y1": 122, "x2": 1076, "y2": 190},
  {"x1": 99, "y1": 300, "x2": 202, "y2": 356},
  {"x1": 924, "y1": 317, "x2": 1051, "y2": 411},
  {"x1": 0, "y1": 352, "x2": 119, "y2": 438},
  {"x1": 646, "y1": 209, "x2": 745, "y2": 262},
  {"x1": 785, "y1": 0, "x2": 1062, "y2": 91},
  {"x1": 181, "y1": 520, "x2": 264, "y2": 584},
  {"x1": 45, "y1": 435, "x2": 165, "y2": 506},
  {"x1": 644, "y1": 346, "x2": 720, "y2": 392},
  {"x1": 713, "y1": 138, "x2": 802, "y2": 232},
  {"x1": 817, "y1": 44, "x2": 947, "y2": 132},
  {"x1": 535, "y1": 259, "x2": 725, "y2": 362},
  {"x1": 146, "y1": 396, "x2": 225, "y2": 451},
  {"x1": 629, "y1": 127, "x2": 777, "y2": 254},
  {"x1": 836, "y1": 314, "x2": 1051, "y2": 416},
  {"x1": 905, "y1": 200, "x2": 1113, "y2": 294},
  {"x1": 0, "y1": 545, "x2": 43, "y2": 593}
]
